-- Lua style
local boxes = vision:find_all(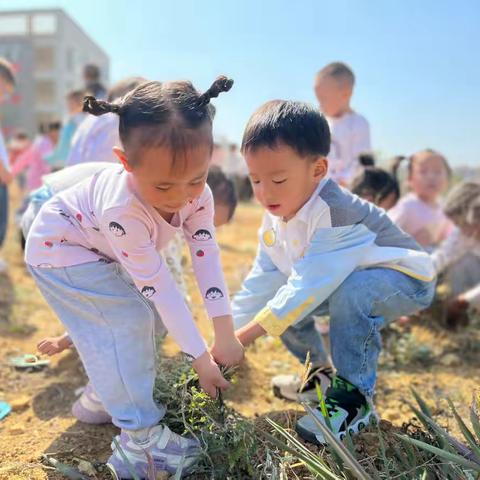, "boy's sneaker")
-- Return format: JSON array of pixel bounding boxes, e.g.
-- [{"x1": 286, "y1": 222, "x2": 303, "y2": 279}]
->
[
  {"x1": 272, "y1": 366, "x2": 333, "y2": 402},
  {"x1": 296, "y1": 376, "x2": 377, "y2": 445},
  {"x1": 71, "y1": 382, "x2": 112, "y2": 424},
  {"x1": 107, "y1": 424, "x2": 201, "y2": 478}
]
